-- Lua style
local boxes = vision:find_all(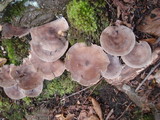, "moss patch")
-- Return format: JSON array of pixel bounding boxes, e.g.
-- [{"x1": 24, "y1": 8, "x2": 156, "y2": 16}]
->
[
  {"x1": 37, "y1": 72, "x2": 78, "y2": 101},
  {"x1": 2, "y1": 0, "x2": 27, "y2": 23},
  {"x1": 2, "y1": 37, "x2": 29, "y2": 65}
]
